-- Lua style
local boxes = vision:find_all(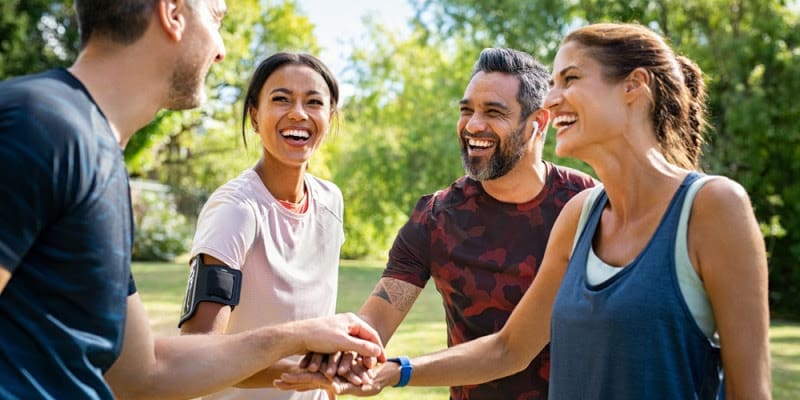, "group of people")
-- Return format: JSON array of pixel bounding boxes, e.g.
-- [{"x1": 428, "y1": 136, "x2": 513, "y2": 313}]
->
[{"x1": 0, "y1": 1, "x2": 770, "y2": 400}]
